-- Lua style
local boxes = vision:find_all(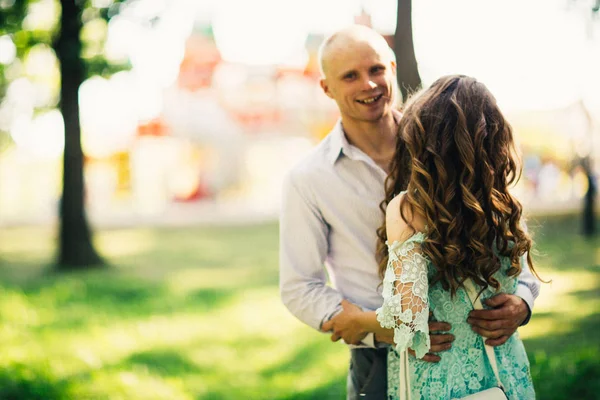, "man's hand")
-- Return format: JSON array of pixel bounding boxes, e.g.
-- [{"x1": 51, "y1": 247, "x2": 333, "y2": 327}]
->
[
  {"x1": 467, "y1": 293, "x2": 529, "y2": 346},
  {"x1": 415, "y1": 316, "x2": 453, "y2": 363},
  {"x1": 377, "y1": 313, "x2": 453, "y2": 363},
  {"x1": 321, "y1": 300, "x2": 367, "y2": 345}
]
